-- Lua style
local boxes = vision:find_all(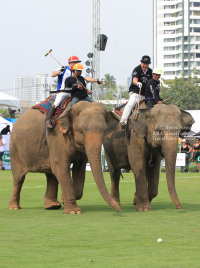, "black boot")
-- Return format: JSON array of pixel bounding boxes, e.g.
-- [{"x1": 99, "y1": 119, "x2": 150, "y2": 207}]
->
[{"x1": 45, "y1": 106, "x2": 56, "y2": 128}]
